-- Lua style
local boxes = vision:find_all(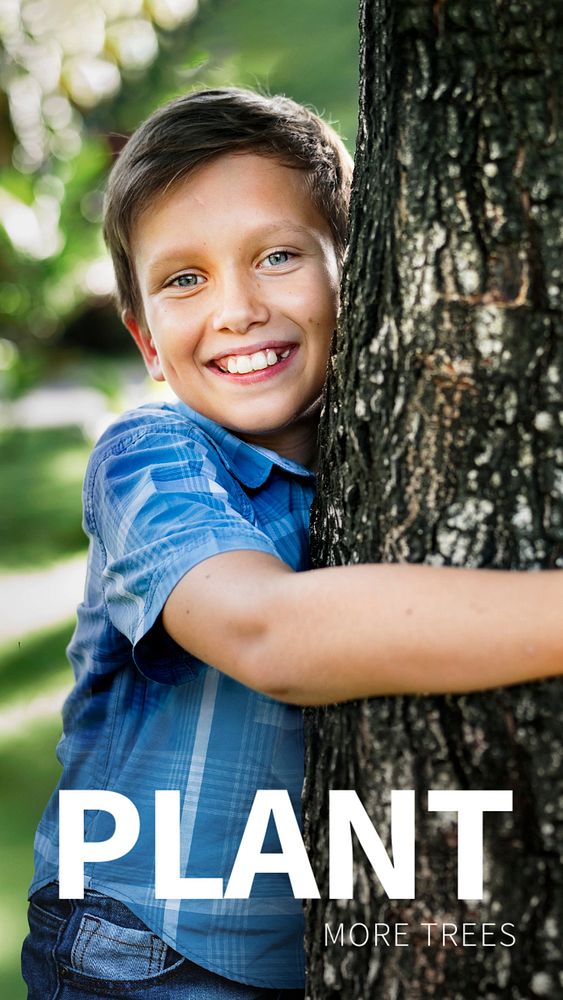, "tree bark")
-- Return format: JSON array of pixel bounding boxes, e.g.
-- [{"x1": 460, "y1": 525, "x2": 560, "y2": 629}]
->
[{"x1": 305, "y1": 1, "x2": 563, "y2": 997}]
